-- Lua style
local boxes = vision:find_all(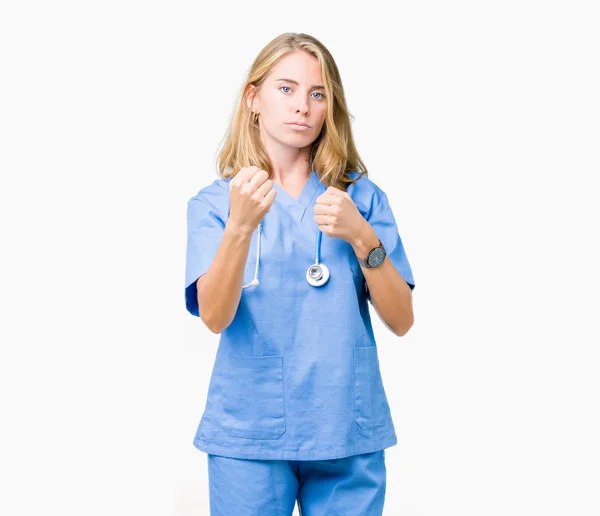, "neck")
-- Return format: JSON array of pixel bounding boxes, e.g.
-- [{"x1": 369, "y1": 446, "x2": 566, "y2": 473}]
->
[{"x1": 259, "y1": 132, "x2": 312, "y2": 183}]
